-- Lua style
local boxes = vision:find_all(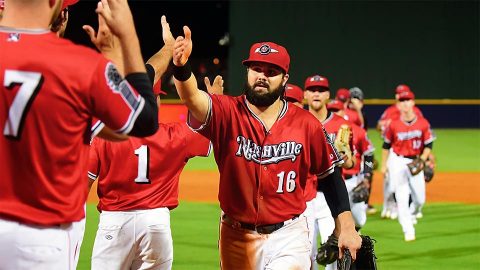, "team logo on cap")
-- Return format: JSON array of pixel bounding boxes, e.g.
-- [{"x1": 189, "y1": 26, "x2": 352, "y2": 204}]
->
[
  {"x1": 7, "y1": 33, "x2": 20, "y2": 42},
  {"x1": 311, "y1": 75, "x2": 324, "y2": 82},
  {"x1": 255, "y1": 44, "x2": 279, "y2": 55}
]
